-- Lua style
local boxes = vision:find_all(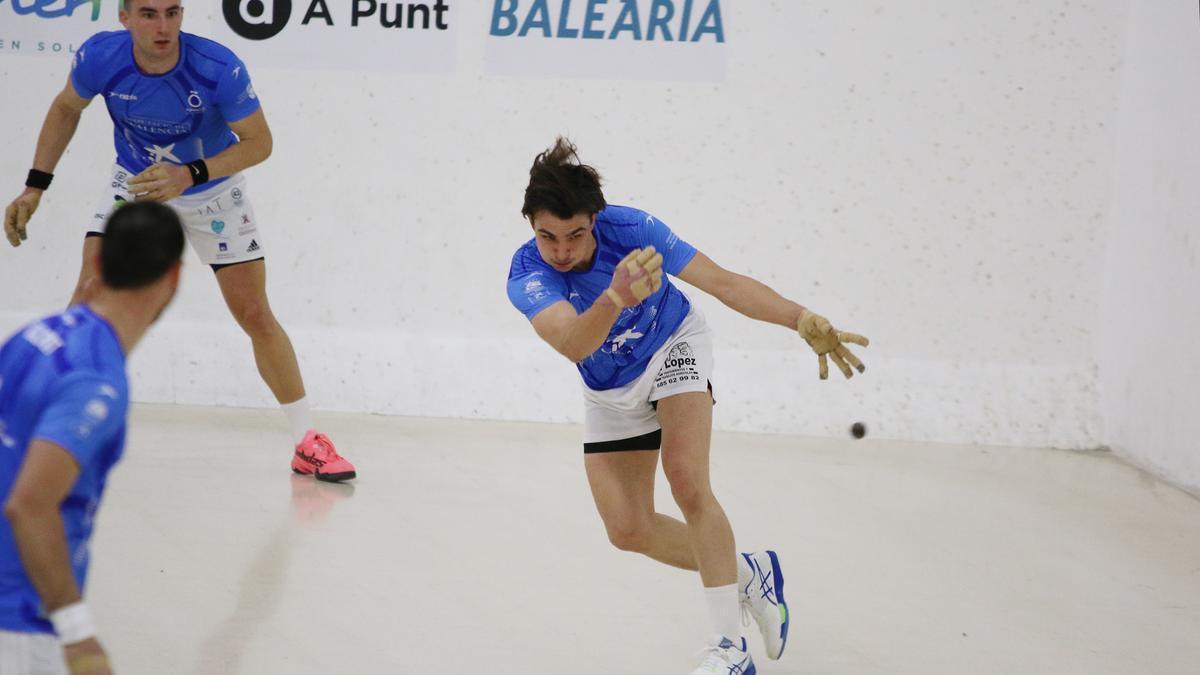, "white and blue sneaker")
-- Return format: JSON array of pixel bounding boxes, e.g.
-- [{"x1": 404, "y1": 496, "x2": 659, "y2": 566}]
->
[
  {"x1": 739, "y1": 550, "x2": 789, "y2": 660},
  {"x1": 690, "y1": 636, "x2": 756, "y2": 675}
]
